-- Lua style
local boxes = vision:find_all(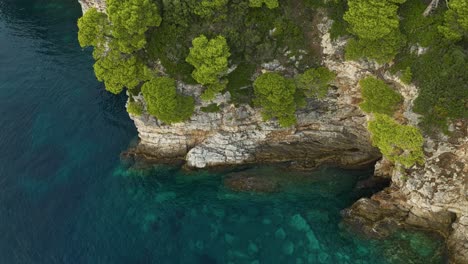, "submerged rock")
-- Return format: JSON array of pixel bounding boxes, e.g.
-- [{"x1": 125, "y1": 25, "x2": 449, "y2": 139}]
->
[
  {"x1": 290, "y1": 214, "x2": 310, "y2": 231},
  {"x1": 306, "y1": 230, "x2": 320, "y2": 250},
  {"x1": 224, "y1": 172, "x2": 280, "y2": 193},
  {"x1": 275, "y1": 228, "x2": 287, "y2": 240}
]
